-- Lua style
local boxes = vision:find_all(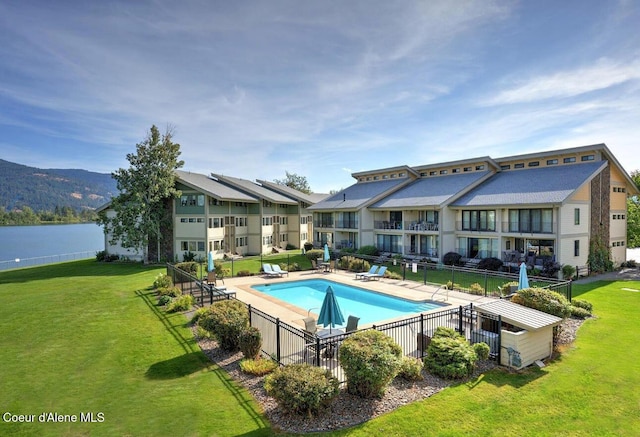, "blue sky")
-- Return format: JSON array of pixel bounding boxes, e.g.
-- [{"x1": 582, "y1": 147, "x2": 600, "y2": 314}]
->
[{"x1": 1, "y1": 1, "x2": 639, "y2": 193}]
